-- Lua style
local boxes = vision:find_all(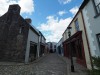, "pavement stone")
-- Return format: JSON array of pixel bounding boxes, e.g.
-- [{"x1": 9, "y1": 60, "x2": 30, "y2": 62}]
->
[
  {"x1": 0, "y1": 53, "x2": 88, "y2": 75},
  {"x1": 59, "y1": 55, "x2": 88, "y2": 75},
  {"x1": 0, "y1": 53, "x2": 67, "y2": 75}
]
